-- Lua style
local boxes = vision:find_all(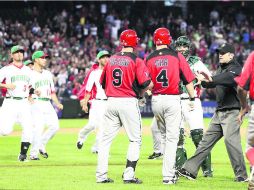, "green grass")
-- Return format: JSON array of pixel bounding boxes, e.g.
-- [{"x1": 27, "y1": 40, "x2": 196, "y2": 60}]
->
[{"x1": 0, "y1": 118, "x2": 249, "y2": 190}]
